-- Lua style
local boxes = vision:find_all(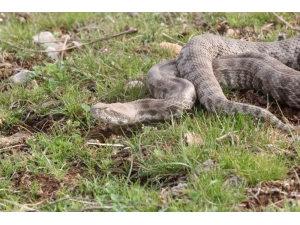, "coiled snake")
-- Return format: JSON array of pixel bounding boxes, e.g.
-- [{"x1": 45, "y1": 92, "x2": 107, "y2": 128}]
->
[{"x1": 91, "y1": 34, "x2": 300, "y2": 131}]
